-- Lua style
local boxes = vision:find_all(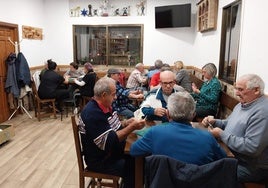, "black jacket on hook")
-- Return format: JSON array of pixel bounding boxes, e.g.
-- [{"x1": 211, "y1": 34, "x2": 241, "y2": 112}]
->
[
  {"x1": 5, "y1": 53, "x2": 20, "y2": 97},
  {"x1": 15, "y1": 52, "x2": 31, "y2": 88}
]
